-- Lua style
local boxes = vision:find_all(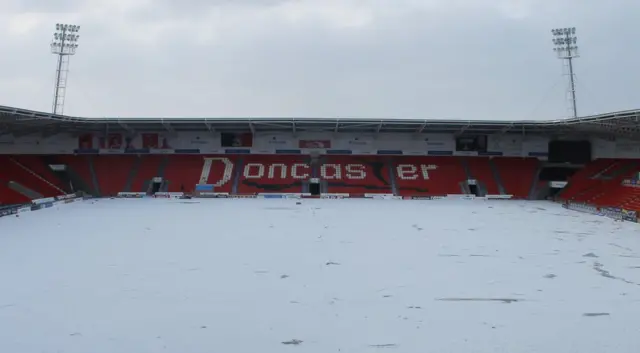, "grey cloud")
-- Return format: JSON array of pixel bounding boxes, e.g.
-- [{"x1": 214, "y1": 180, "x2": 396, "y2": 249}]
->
[
  {"x1": 5, "y1": 0, "x2": 86, "y2": 12},
  {"x1": 1, "y1": 0, "x2": 639, "y2": 120},
  {"x1": 129, "y1": 0, "x2": 293, "y2": 20}
]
